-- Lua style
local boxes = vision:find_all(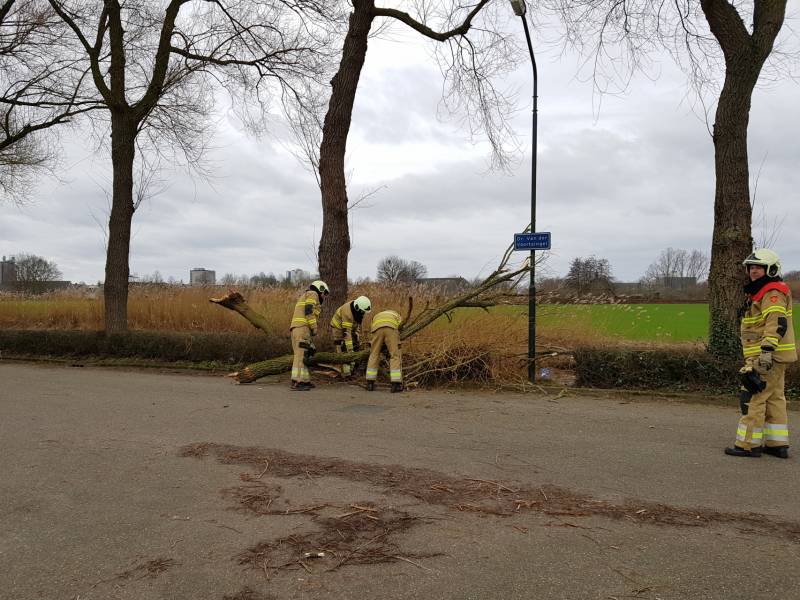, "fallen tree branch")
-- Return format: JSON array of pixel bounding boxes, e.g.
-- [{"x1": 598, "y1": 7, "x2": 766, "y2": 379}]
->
[
  {"x1": 214, "y1": 239, "x2": 535, "y2": 384},
  {"x1": 210, "y1": 291, "x2": 275, "y2": 335}
]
